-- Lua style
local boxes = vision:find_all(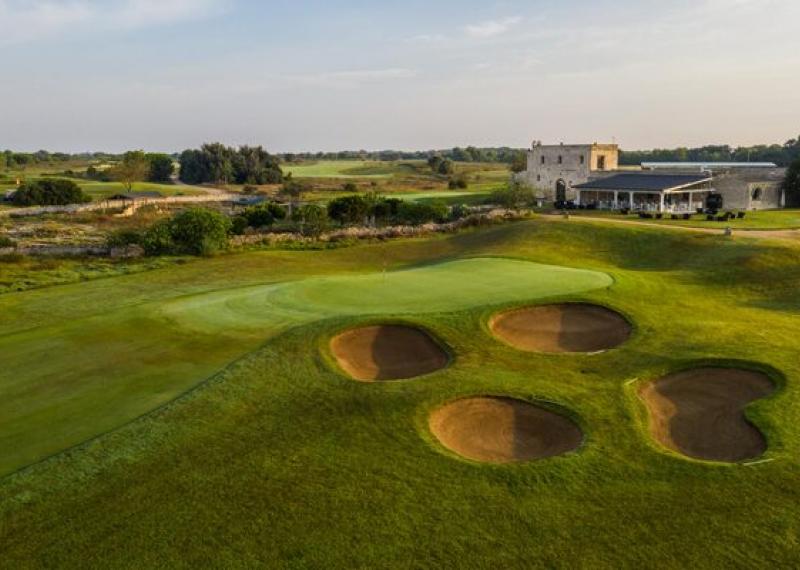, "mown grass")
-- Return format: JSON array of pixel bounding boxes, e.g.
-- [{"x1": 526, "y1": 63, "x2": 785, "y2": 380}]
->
[
  {"x1": 570, "y1": 208, "x2": 800, "y2": 230},
  {"x1": 1, "y1": 219, "x2": 800, "y2": 567}
]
